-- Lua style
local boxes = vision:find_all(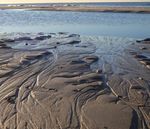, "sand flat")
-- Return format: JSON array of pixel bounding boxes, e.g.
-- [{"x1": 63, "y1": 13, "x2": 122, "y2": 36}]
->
[
  {"x1": 0, "y1": 5, "x2": 150, "y2": 13},
  {"x1": 0, "y1": 33, "x2": 150, "y2": 129}
]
